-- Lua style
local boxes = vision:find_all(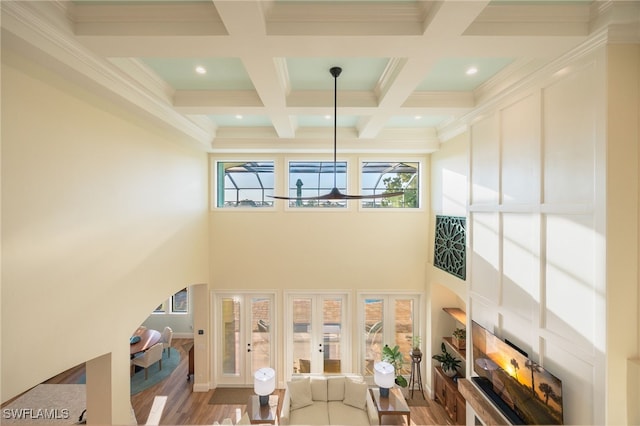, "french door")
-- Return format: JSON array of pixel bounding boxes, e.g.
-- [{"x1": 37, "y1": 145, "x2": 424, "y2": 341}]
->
[
  {"x1": 286, "y1": 293, "x2": 349, "y2": 377},
  {"x1": 214, "y1": 292, "x2": 275, "y2": 386},
  {"x1": 359, "y1": 293, "x2": 421, "y2": 378}
]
